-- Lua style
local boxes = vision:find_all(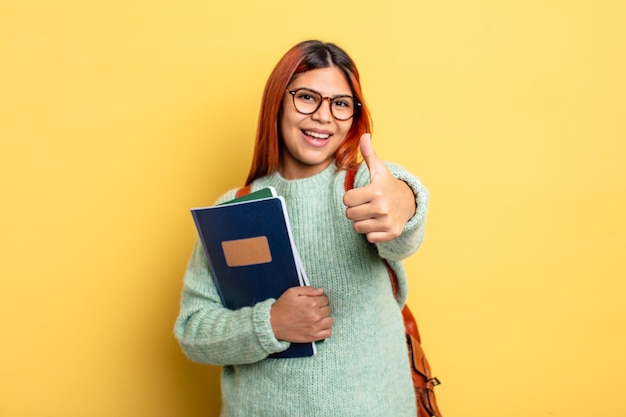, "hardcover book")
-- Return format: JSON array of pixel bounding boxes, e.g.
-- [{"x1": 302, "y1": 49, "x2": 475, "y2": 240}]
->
[{"x1": 191, "y1": 188, "x2": 315, "y2": 358}]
